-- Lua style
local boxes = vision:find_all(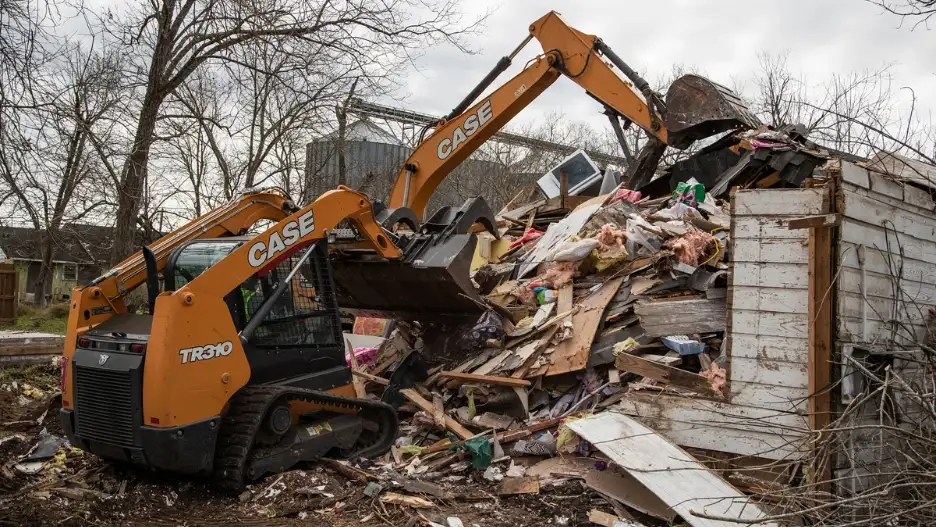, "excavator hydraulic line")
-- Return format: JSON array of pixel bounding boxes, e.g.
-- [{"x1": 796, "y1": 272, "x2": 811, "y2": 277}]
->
[{"x1": 443, "y1": 34, "x2": 535, "y2": 123}]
